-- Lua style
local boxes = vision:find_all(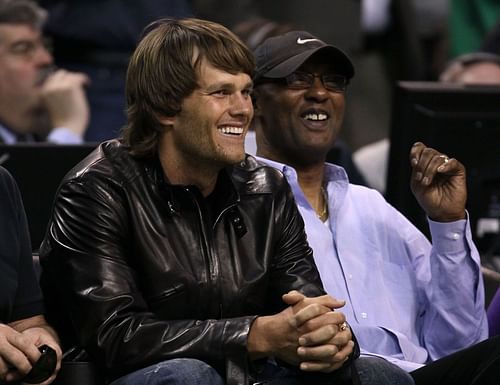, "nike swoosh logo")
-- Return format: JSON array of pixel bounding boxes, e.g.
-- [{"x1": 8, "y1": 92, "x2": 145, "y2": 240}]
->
[{"x1": 296, "y1": 37, "x2": 320, "y2": 44}]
